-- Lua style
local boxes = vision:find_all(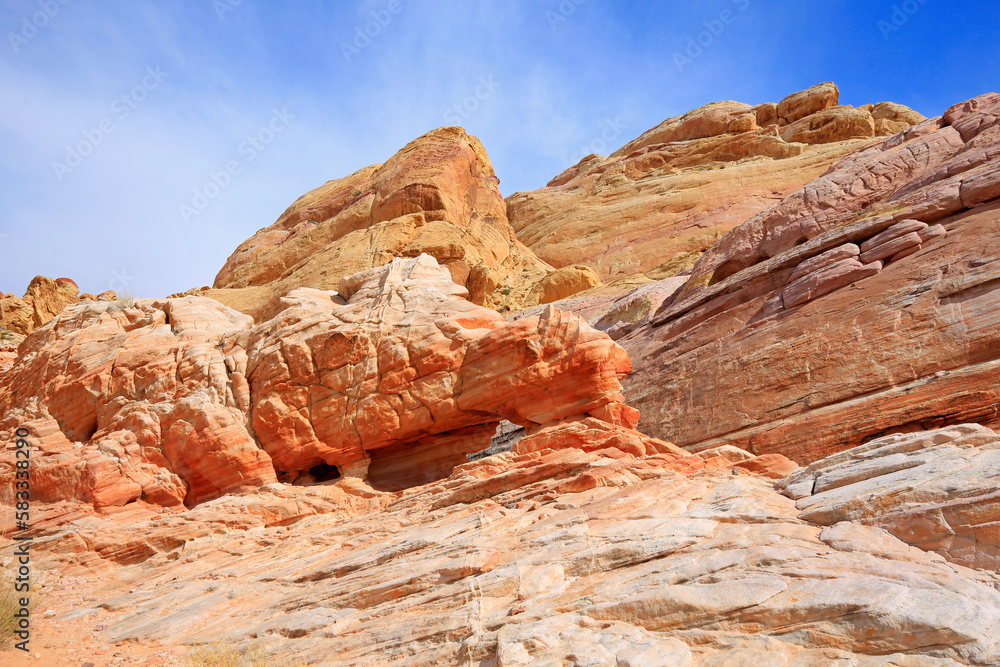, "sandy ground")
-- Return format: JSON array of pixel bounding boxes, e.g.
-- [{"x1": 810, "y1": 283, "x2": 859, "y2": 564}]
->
[{"x1": 1, "y1": 572, "x2": 190, "y2": 667}]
